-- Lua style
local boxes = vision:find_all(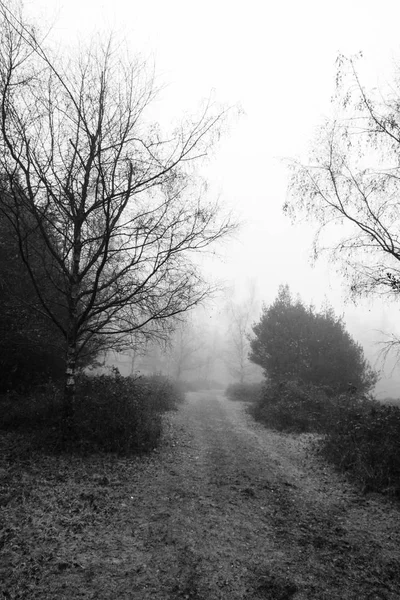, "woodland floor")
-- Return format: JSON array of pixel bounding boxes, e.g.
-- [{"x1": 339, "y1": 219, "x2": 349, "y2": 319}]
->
[{"x1": 1, "y1": 391, "x2": 400, "y2": 599}]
